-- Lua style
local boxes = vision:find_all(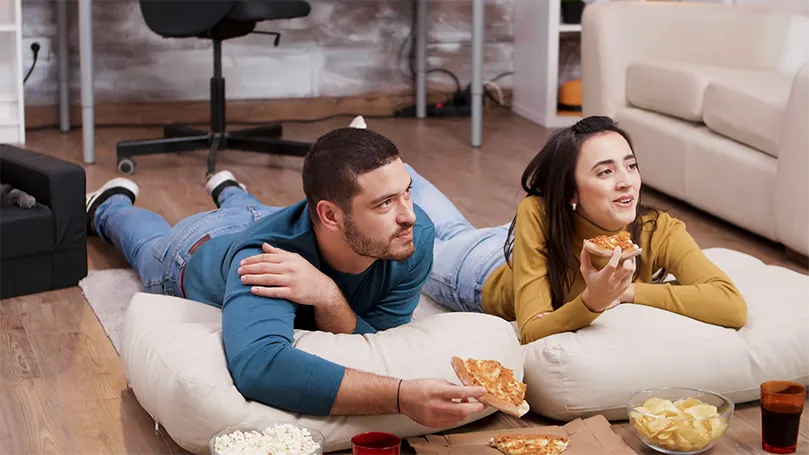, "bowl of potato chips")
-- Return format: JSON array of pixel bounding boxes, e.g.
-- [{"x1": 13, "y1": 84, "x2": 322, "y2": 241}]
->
[{"x1": 627, "y1": 387, "x2": 733, "y2": 454}]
